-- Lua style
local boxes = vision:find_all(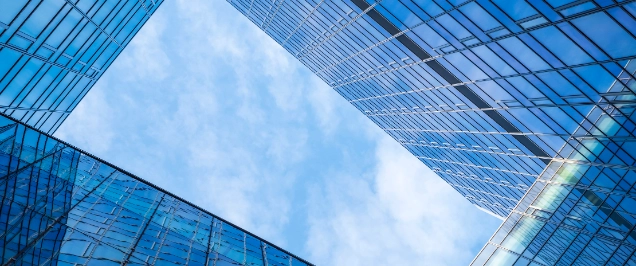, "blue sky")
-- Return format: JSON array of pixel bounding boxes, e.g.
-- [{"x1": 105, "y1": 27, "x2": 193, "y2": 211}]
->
[{"x1": 56, "y1": 0, "x2": 501, "y2": 264}]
